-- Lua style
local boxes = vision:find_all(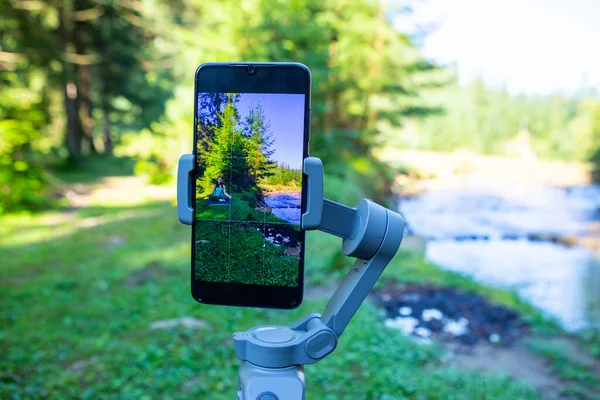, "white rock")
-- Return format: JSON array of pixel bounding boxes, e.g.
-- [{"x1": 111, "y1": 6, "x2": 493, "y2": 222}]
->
[
  {"x1": 443, "y1": 319, "x2": 469, "y2": 336},
  {"x1": 384, "y1": 319, "x2": 396, "y2": 329},
  {"x1": 384, "y1": 316, "x2": 419, "y2": 336},
  {"x1": 399, "y1": 306, "x2": 412, "y2": 316},
  {"x1": 106, "y1": 236, "x2": 127, "y2": 247},
  {"x1": 489, "y1": 333, "x2": 501, "y2": 343},
  {"x1": 422, "y1": 308, "x2": 443, "y2": 321},
  {"x1": 414, "y1": 327, "x2": 431, "y2": 338}
]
